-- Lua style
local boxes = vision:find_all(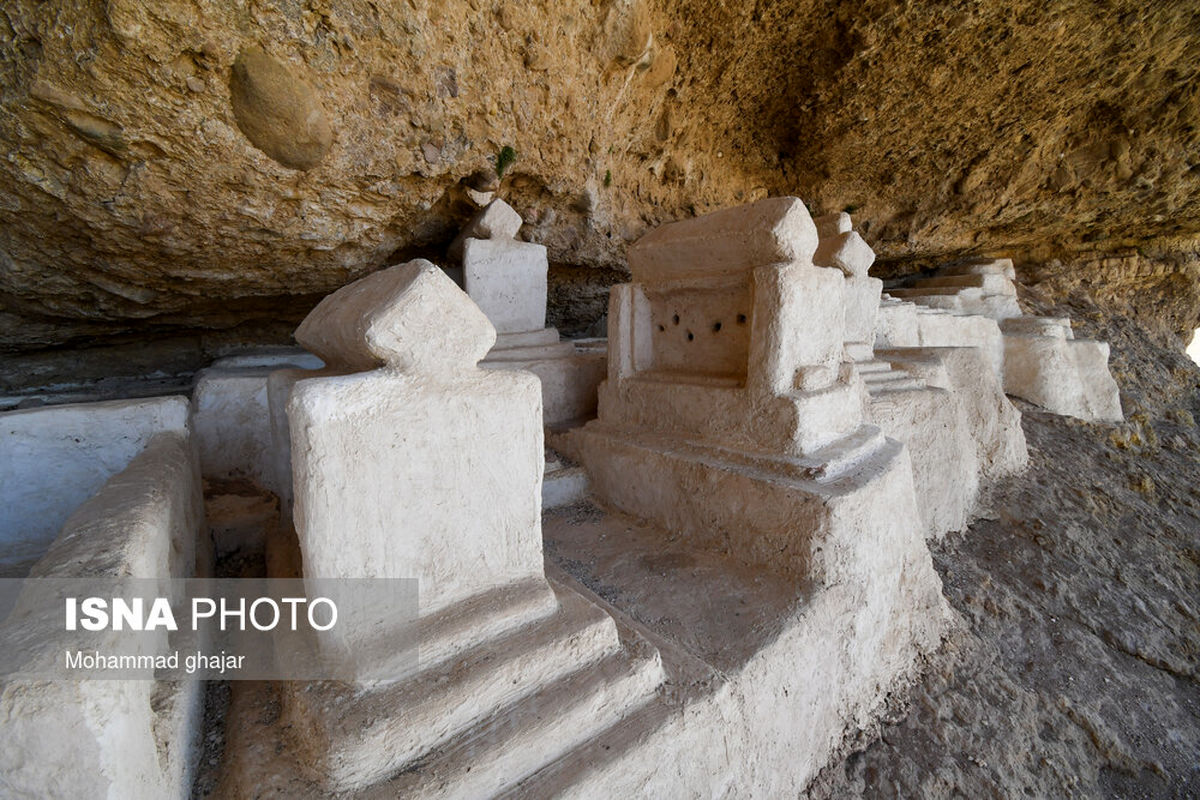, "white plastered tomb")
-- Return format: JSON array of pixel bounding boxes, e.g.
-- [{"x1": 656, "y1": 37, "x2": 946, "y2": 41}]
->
[
  {"x1": 242, "y1": 260, "x2": 666, "y2": 796},
  {"x1": 446, "y1": 199, "x2": 607, "y2": 428},
  {"x1": 0, "y1": 409, "x2": 204, "y2": 800},
  {"x1": 880, "y1": 256, "x2": 1122, "y2": 422}
]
